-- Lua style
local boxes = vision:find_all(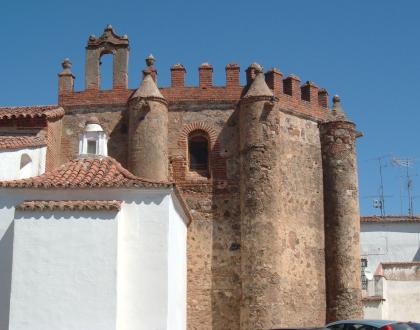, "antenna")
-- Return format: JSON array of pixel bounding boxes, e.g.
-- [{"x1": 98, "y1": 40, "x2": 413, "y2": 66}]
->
[
  {"x1": 367, "y1": 155, "x2": 391, "y2": 216},
  {"x1": 392, "y1": 157, "x2": 416, "y2": 216}
]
